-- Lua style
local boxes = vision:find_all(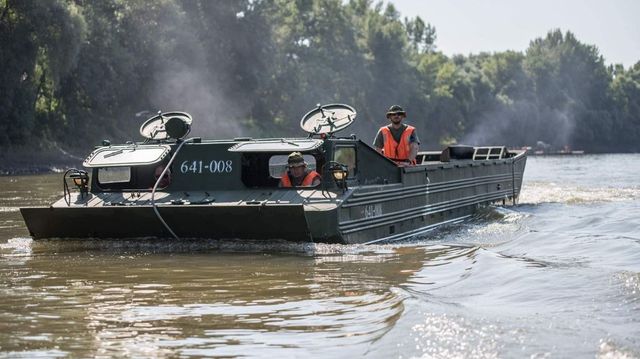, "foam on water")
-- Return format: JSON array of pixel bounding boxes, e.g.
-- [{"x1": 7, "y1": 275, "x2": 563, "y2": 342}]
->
[
  {"x1": 598, "y1": 340, "x2": 638, "y2": 359},
  {"x1": 0, "y1": 237, "x2": 33, "y2": 254},
  {"x1": 520, "y1": 180, "x2": 640, "y2": 205}
]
